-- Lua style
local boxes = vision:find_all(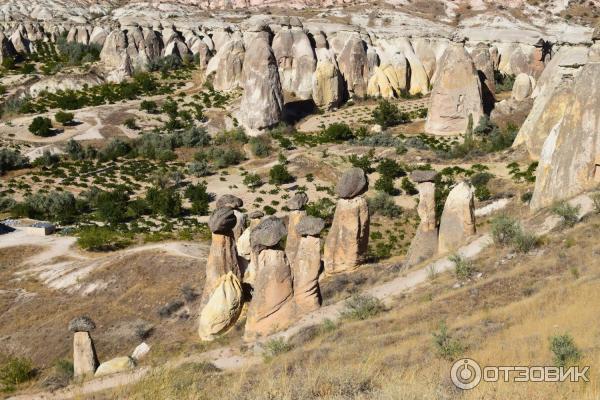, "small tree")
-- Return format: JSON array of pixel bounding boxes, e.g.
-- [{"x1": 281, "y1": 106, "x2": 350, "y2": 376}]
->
[
  {"x1": 372, "y1": 99, "x2": 407, "y2": 128},
  {"x1": 185, "y1": 183, "x2": 211, "y2": 215},
  {"x1": 243, "y1": 173, "x2": 263, "y2": 189},
  {"x1": 140, "y1": 100, "x2": 158, "y2": 114},
  {"x1": 322, "y1": 123, "x2": 354, "y2": 142},
  {"x1": 55, "y1": 111, "x2": 74, "y2": 126},
  {"x1": 269, "y1": 164, "x2": 294, "y2": 185},
  {"x1": 550, "y1": 334, "x2": 581, "y2": 367},
  {"x1": 28, "y1": 116, "x2": 53, "y2": 137}
]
